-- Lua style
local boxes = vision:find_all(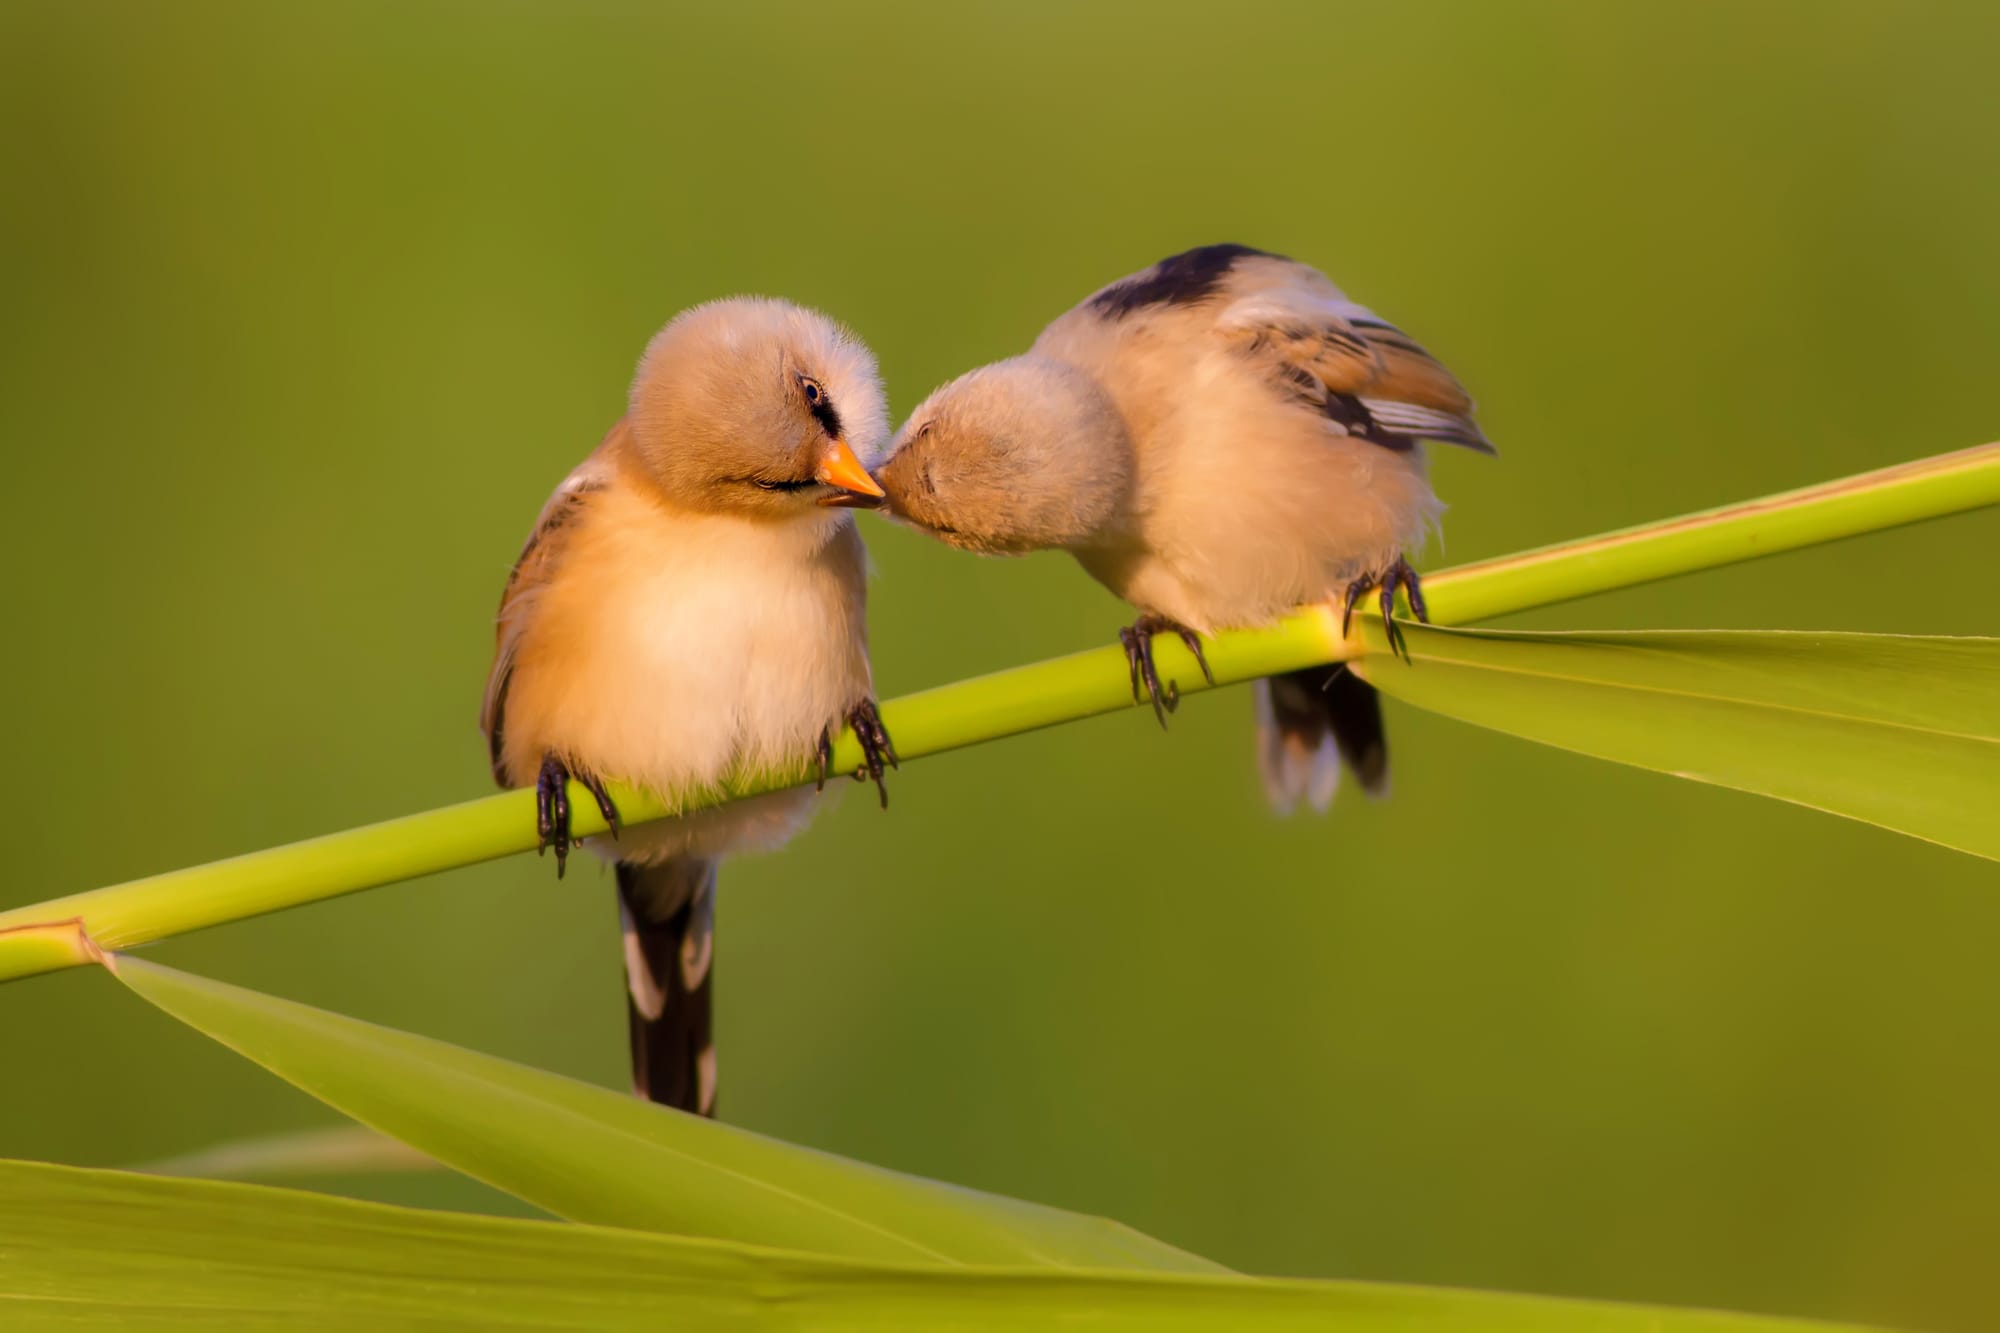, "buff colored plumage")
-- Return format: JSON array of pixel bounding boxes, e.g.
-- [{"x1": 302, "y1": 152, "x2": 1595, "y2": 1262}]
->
[
  {"x1": 874, "y1": 244, "x2": 1492, "y2": 811},
  {"x1": 480, "y1": 297, "x2": 895, "y2": 1117}
]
